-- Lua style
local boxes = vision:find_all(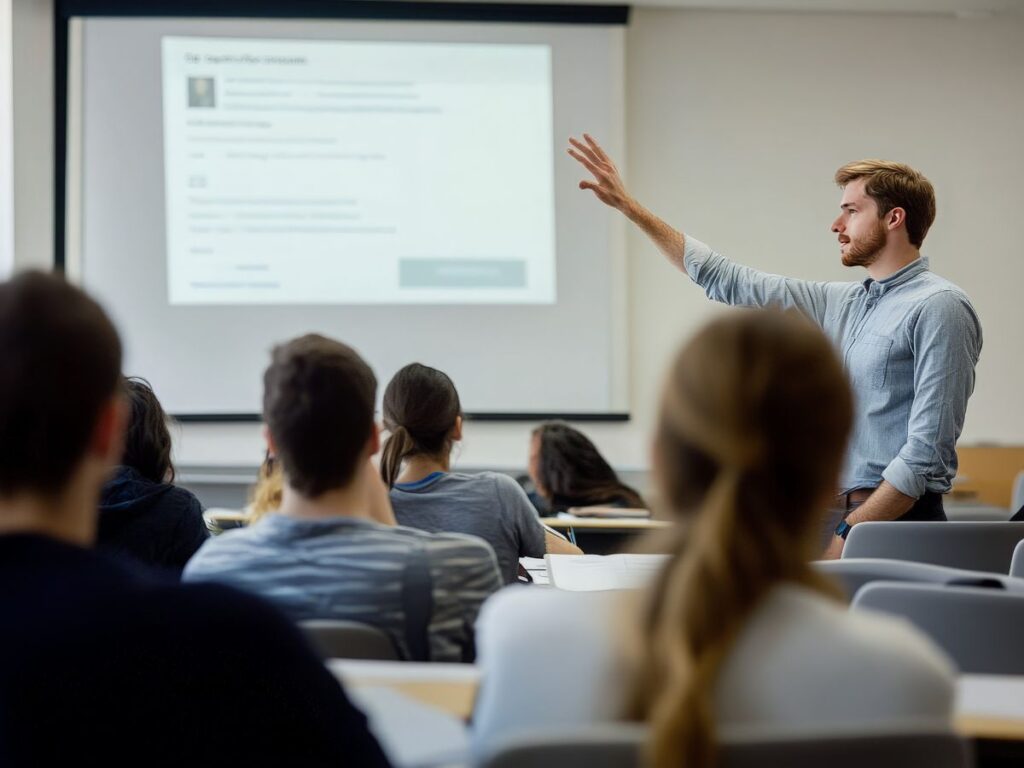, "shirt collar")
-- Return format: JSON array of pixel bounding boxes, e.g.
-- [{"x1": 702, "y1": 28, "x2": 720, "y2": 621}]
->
[
  {"x1": 393, "y1": 471, "x2": 447, "y2": 491},
  {"x1": 861, "y1": 256, "x2": 929, "y2": 295}
]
